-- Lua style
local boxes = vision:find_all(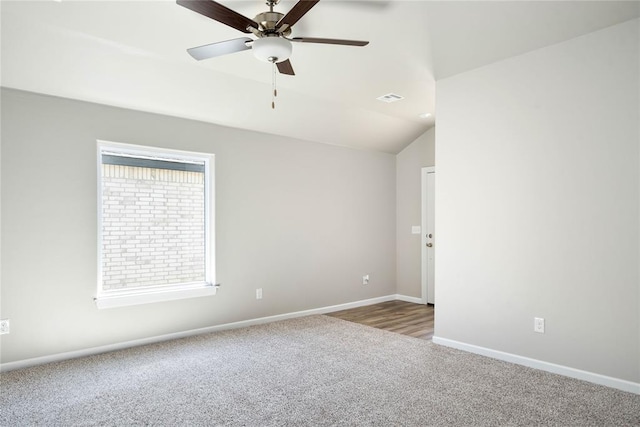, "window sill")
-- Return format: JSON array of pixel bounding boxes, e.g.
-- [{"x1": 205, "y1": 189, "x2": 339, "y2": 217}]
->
[{"x1": 95, "y1": 283, "x2": 218, "y2": 309}]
